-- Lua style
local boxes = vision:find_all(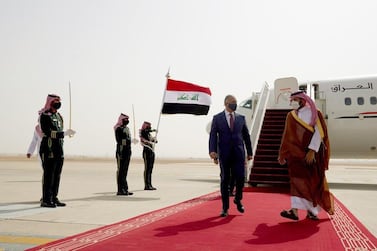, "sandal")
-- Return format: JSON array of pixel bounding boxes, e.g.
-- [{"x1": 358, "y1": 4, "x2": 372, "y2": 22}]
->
[
  {"x1": 306, "y1": 211, "x2": 319, "y2": 221},
  {"x1": 280, "y1": 209, "x2": 299, "y2": 220}
]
